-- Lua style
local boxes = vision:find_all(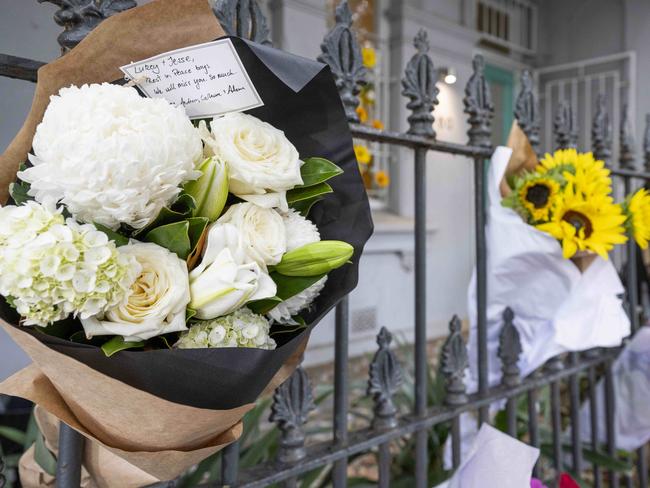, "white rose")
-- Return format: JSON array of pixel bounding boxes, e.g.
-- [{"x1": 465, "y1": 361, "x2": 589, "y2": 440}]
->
[
  {"x1": 189, "y1": 223, "x2": 276, "y2": 319},
  {"x1": 217, "y1": 202, "x2": 286, "y2": 267},
  {"x1": 199, "y1": 112, "x2": 303, "y2": 211},
  {"x1": 81, "y1": 241, "x2": 191, "y2": 341}
]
